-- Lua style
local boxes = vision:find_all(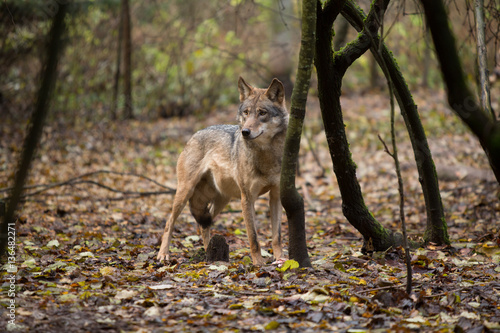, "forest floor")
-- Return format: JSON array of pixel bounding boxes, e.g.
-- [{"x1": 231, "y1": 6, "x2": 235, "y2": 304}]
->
[{"x1": 1, "y1": 90, "x2": 500, "y2": 332}]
